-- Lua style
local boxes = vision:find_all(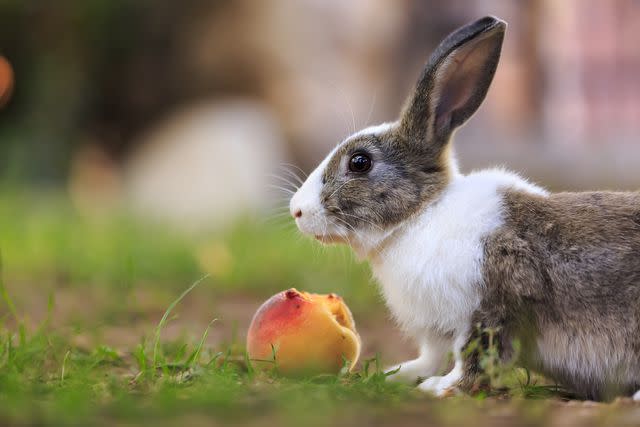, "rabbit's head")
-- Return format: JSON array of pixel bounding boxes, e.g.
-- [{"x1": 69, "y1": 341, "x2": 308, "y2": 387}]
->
[{"x1": 290, "y1": 16, "x2": 506, "y2": 254}]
